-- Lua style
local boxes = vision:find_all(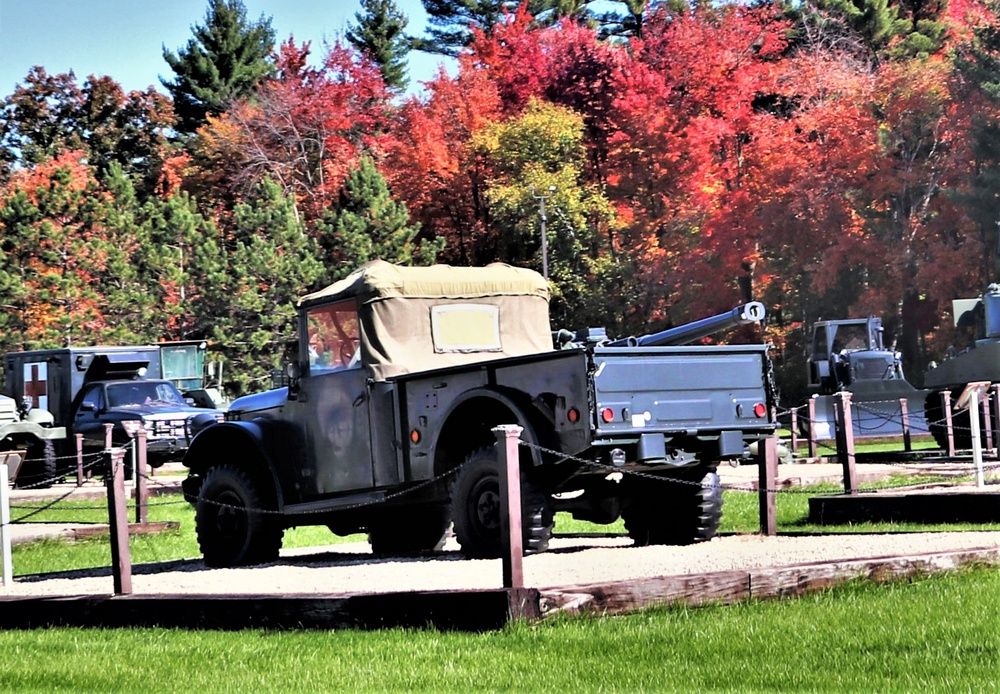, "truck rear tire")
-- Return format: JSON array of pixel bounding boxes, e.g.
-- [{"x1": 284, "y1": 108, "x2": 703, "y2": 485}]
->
[
  {"x1": 195, "y1": 464, "x2": 283, "y2": 567},
  {"x1": 622, "y1": 466, "x2": 723, "y2": 546},
  {"x1": 451, "y1": 446, "x2": 554, "y2": 559},
  {"x1": 368, "y1": 506, "x2": 450, "y2": 556}
]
